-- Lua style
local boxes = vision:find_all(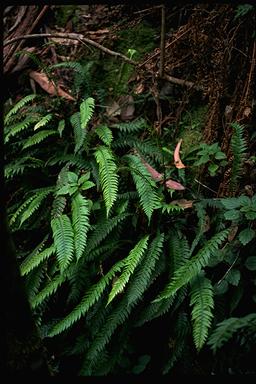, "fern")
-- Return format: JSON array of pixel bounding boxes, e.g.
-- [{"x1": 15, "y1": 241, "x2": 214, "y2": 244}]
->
[
  {"x1": 19, "y1": 187, "x2": 54, "y2": 226},
  {"x1": 51, "y1": 214, "x2": 74, "y2": 273},
  {"x1": 190, "y1": 202, "x2": 207, "y2": 254},
  {"x1": 154, "y1": 229, "x2": 230, "y2": 302},
  {"x1": 47, "y1": 259, "x2": 125, "y2": 337},
  {"x1": 111, "y1": 117, "x2": 147, "y2": 133},
  {"x1": 4, "y1": 94, "x2": 37, "y2": 125},
  {"x1": 71, "y1": 192, "x2": 91, "y2": 261},
  {"x1": 83, "y1": 213, "x2": 129, "y2": 258},
  {"x1": 51, "y1": 195, "x2": 67, "y2": 218},
  {"x1": 9, "y1": 195, "x2": 35, "y2": 228},
  {"x1": 94, "y1": 146, "x2": 119, "y2": 217},
  {"x1": 80, "y1": 97, "x2": 95, "y2": 128},
  {"x1": 70, "y1": 112, "x2": 85, "y2": 154},
  {"x1": 4, "y1": 116, "x2": 38, "y2": 143},
  {"x1": 126, "y1": 154, "x2": 159, "y2": 221},
  {"x1": 20, "y1": 244, "x2": 55, "y2": 276},
  {"x1": 230, "y1": 122, "x2": 247, "y2": 192},
  {"x1": 22, "y1": 129, "x2": 57, "y2": 150},
  {"x1": 31, "y1": 273, "x2": 68, "y2": 309},
  {"x1": 126, "y1": 233, "x2": 164, "y2": 305},
  {"x1": 190, "y1": 272, "x2": 214, "y2": 351},
  {"x1": 95, "y1": 125, "x2": 113, "y2": 146},
  {"x1": 47, "y1": 154, "x2": 90, "y2": 169},
  {"x1": 5, "y1": 157, "x2": 44, "y2": 180},
  {"x1": 107, "y1": 235, "x2": 149, "y2": 305},
  {"x1": 208, "y1": 313, "x2": 256, "y2": 353},
  {"x1": 33, "y1": 113, "x2": 53, "y2": 130}
]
